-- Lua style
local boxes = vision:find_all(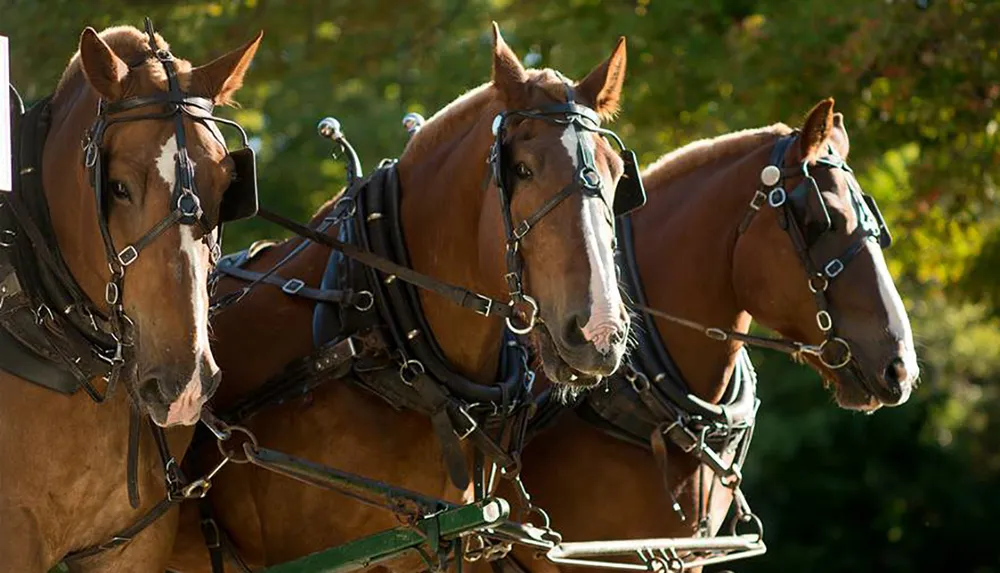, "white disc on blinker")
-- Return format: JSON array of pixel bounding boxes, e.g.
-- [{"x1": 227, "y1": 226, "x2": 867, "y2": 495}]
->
[{"x1": 760, "y1": 165, "x2": 781, "y2": 187}]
